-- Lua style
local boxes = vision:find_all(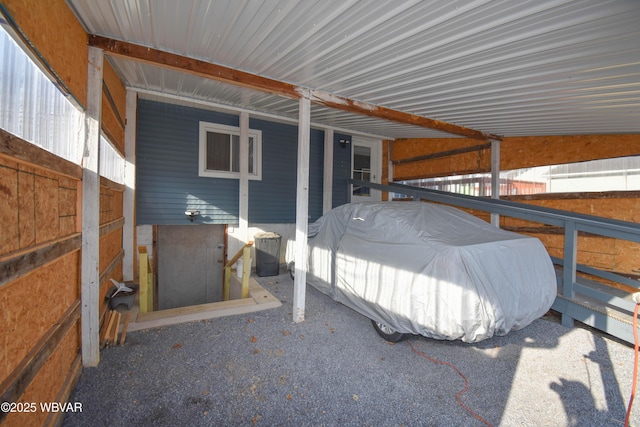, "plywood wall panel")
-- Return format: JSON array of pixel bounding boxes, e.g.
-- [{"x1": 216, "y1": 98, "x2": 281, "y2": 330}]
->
[
  {"x1": 2, "y1": 0, "x2": 89, "y2": 108},
  {"x1": 392, "y1": 134, "x2": 640, "y2": 180},
  {"x1": 34, "y1": 175, "x2": 59, "y2": 244},
  {"x1": 60, "y1": 216, "x2": 77, "y2": 237},
  {"x1": 58, "y1": 187, "x2": 76, "y2": 217},
  {"x1": 0, "y1": 251, "x2": 80, "y2": 380},
  {"x1": 99, "y1": 229, "x2": 122, "y2": 273},
  {"x1": 101, "y1": 61, "x2": 127, "y2": 153},
  {"x1": 3, "y1": 322, "x2": 80, "y2": 427},
  {"x1": 17, "y1": 169, "x2": 35, "y2": 249},
  {"x1": 2, "y1": 1, "x2": 127, "y2": 154},
  {"x1": 391, "y1": 138, "x2": 491, "y2": 180},
  {"x1": 502, "y1": 134, "x2": 640, "y2": 170},
  {"x1": 615, "y1": 240, "x2": 640, "y2": 274},
  {"x1": 0, "y1": 164, "x2": 19, "y2": 255}
]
